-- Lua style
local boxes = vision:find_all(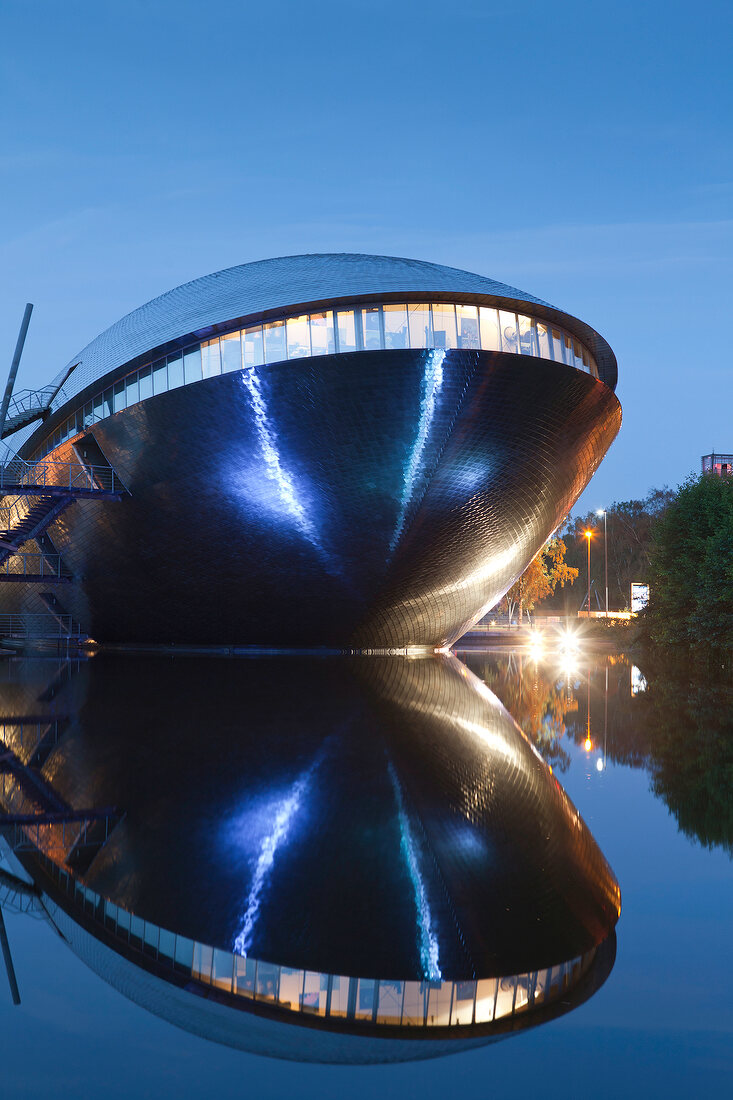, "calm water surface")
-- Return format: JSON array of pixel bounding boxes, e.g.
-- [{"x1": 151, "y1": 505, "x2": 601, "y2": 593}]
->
[{"x1": 0, "y1": 646, "x2": 730, "y2": 1097}]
